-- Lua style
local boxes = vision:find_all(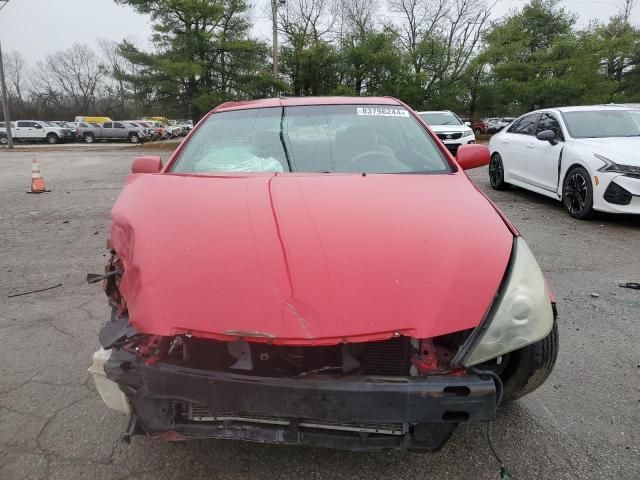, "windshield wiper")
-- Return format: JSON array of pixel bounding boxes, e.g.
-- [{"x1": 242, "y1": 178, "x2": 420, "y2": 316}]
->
[{"x1": 279, "y1": 107, "x2": 292, "y2": 172}]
